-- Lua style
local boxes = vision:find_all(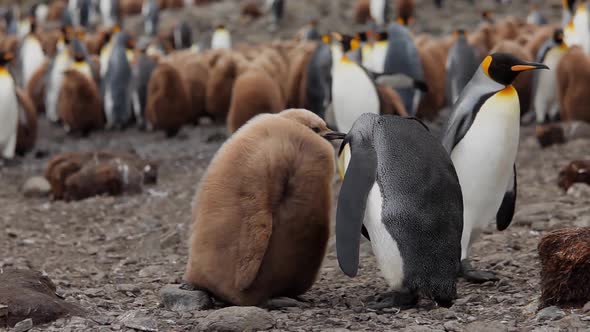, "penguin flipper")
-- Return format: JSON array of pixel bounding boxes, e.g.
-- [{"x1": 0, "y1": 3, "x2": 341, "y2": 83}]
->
[
  {"x1": 234, "y1": 210, "x2": 273, "y2": 291},
  {"x1": 336, "y1": 136, "x2": 377, "y2": 277},
  {"x1": 496, "y1": 164, "x2": 517, "y2": 231}
]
